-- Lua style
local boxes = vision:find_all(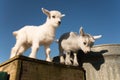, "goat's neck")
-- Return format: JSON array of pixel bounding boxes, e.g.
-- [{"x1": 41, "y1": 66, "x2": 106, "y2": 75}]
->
[
  {"x1": 43, "y1": 22, "x2": 56, "y2": 35},
  {"x1": 77, "y1": 37, "x2": 82, "y2": 49}
]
